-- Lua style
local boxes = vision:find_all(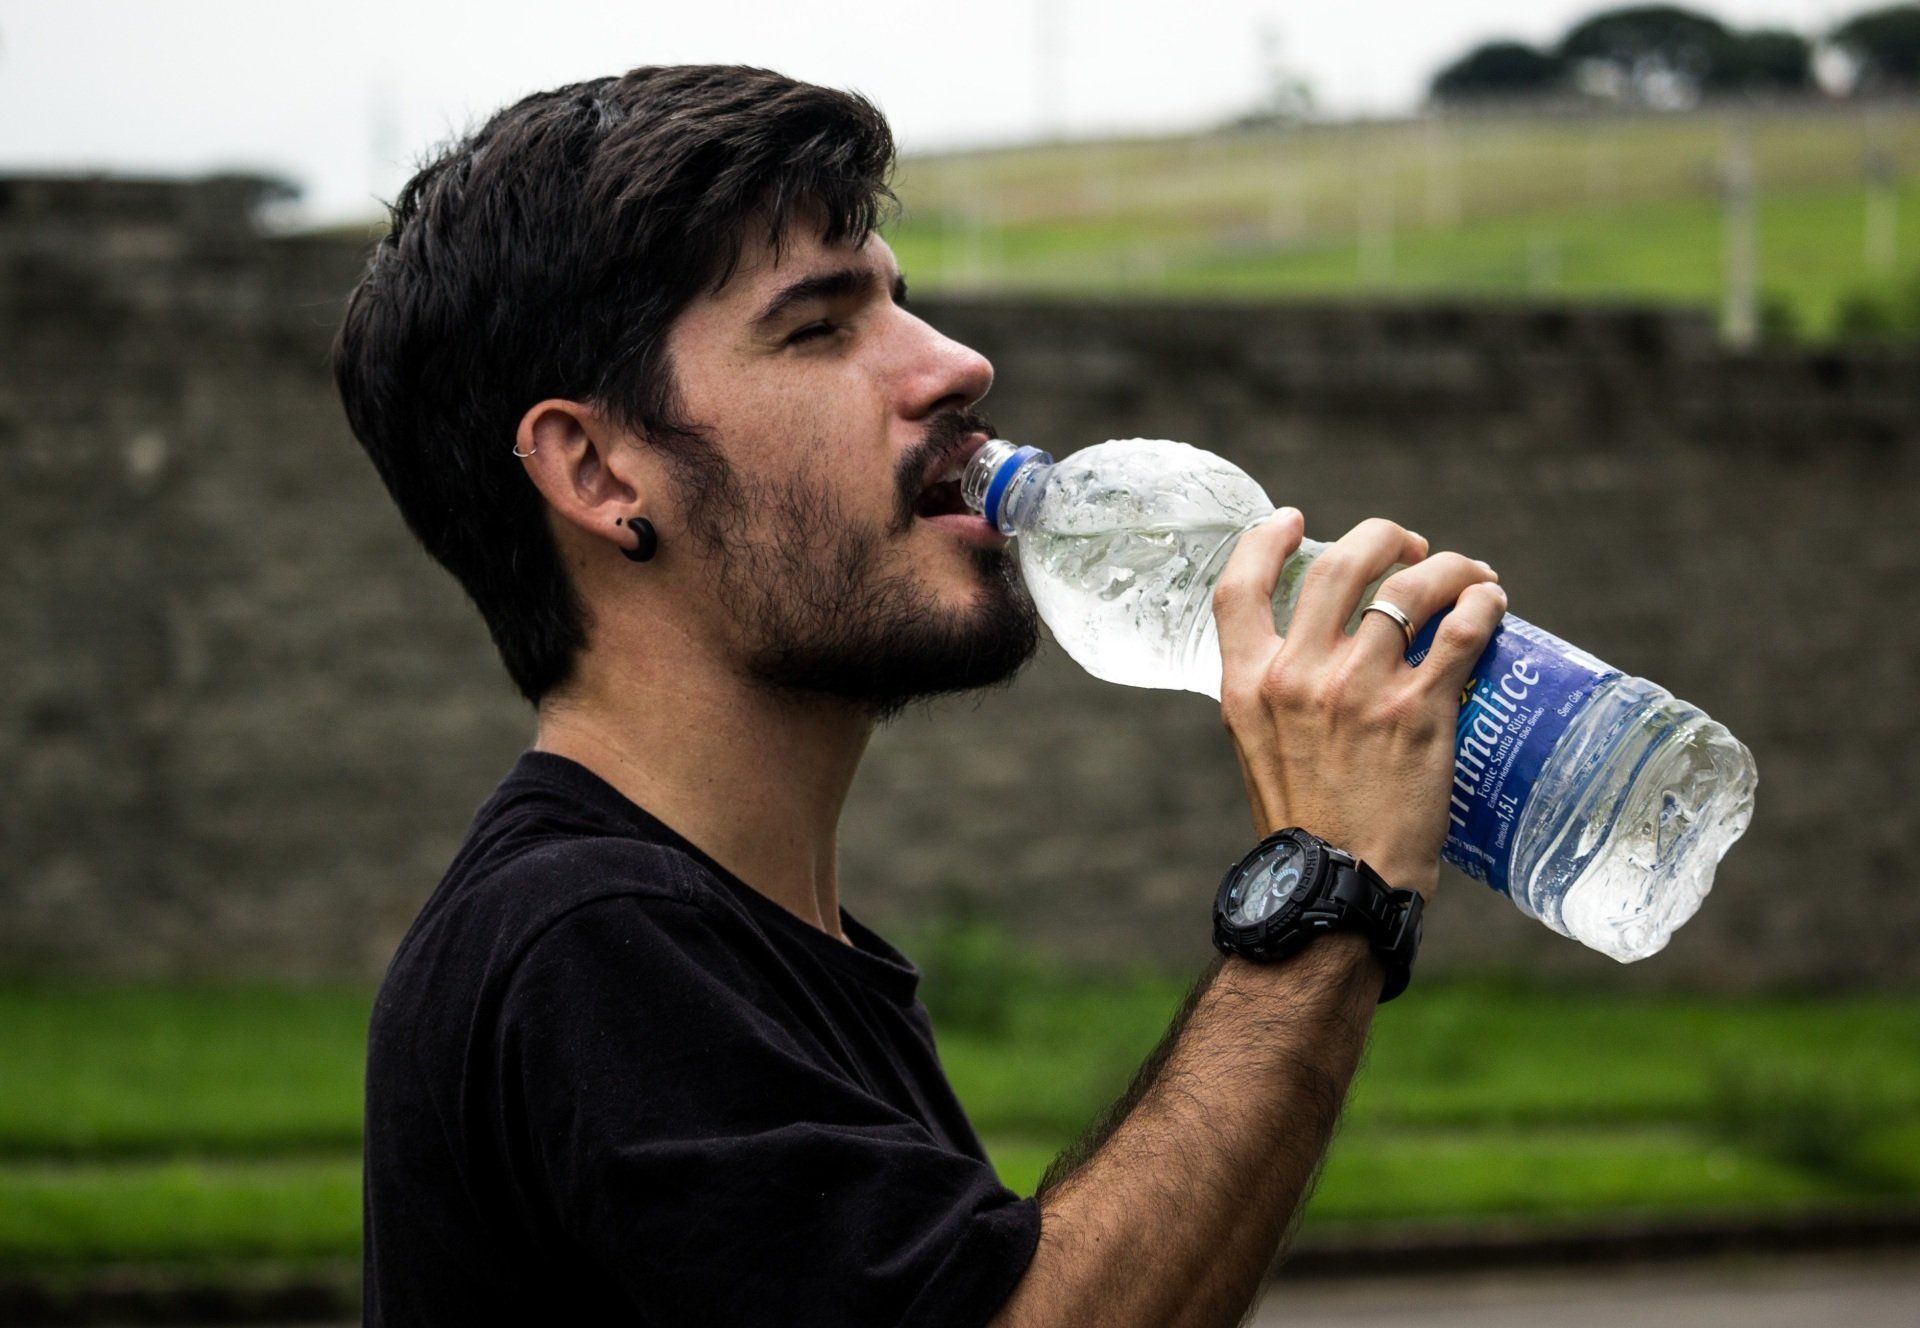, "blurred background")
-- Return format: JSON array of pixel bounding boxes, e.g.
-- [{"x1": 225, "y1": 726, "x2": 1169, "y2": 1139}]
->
[{"x1": 2, "y1": 1, "x2": 1918, "y2": 1323}]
